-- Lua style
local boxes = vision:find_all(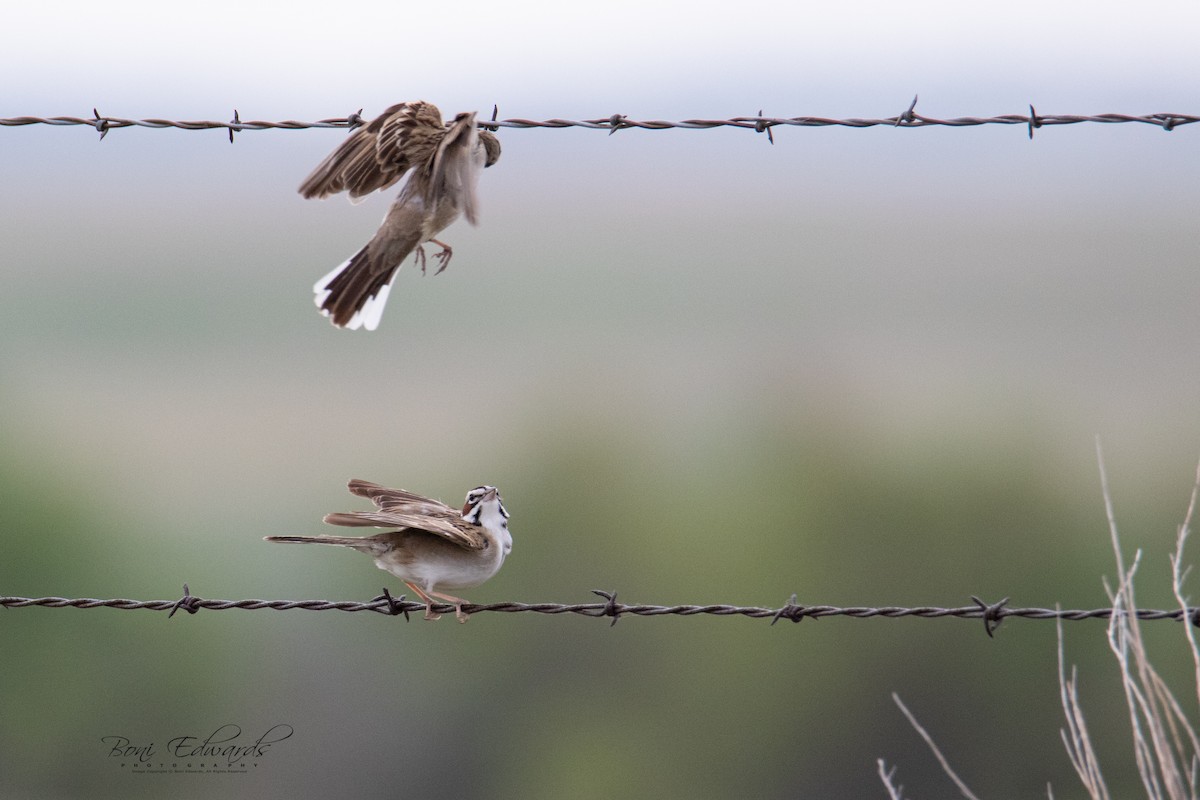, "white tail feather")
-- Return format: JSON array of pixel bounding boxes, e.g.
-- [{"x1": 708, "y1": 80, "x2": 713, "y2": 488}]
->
[{"x1": 312, "y1": 256, "x2": 394, "y2": 331}]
